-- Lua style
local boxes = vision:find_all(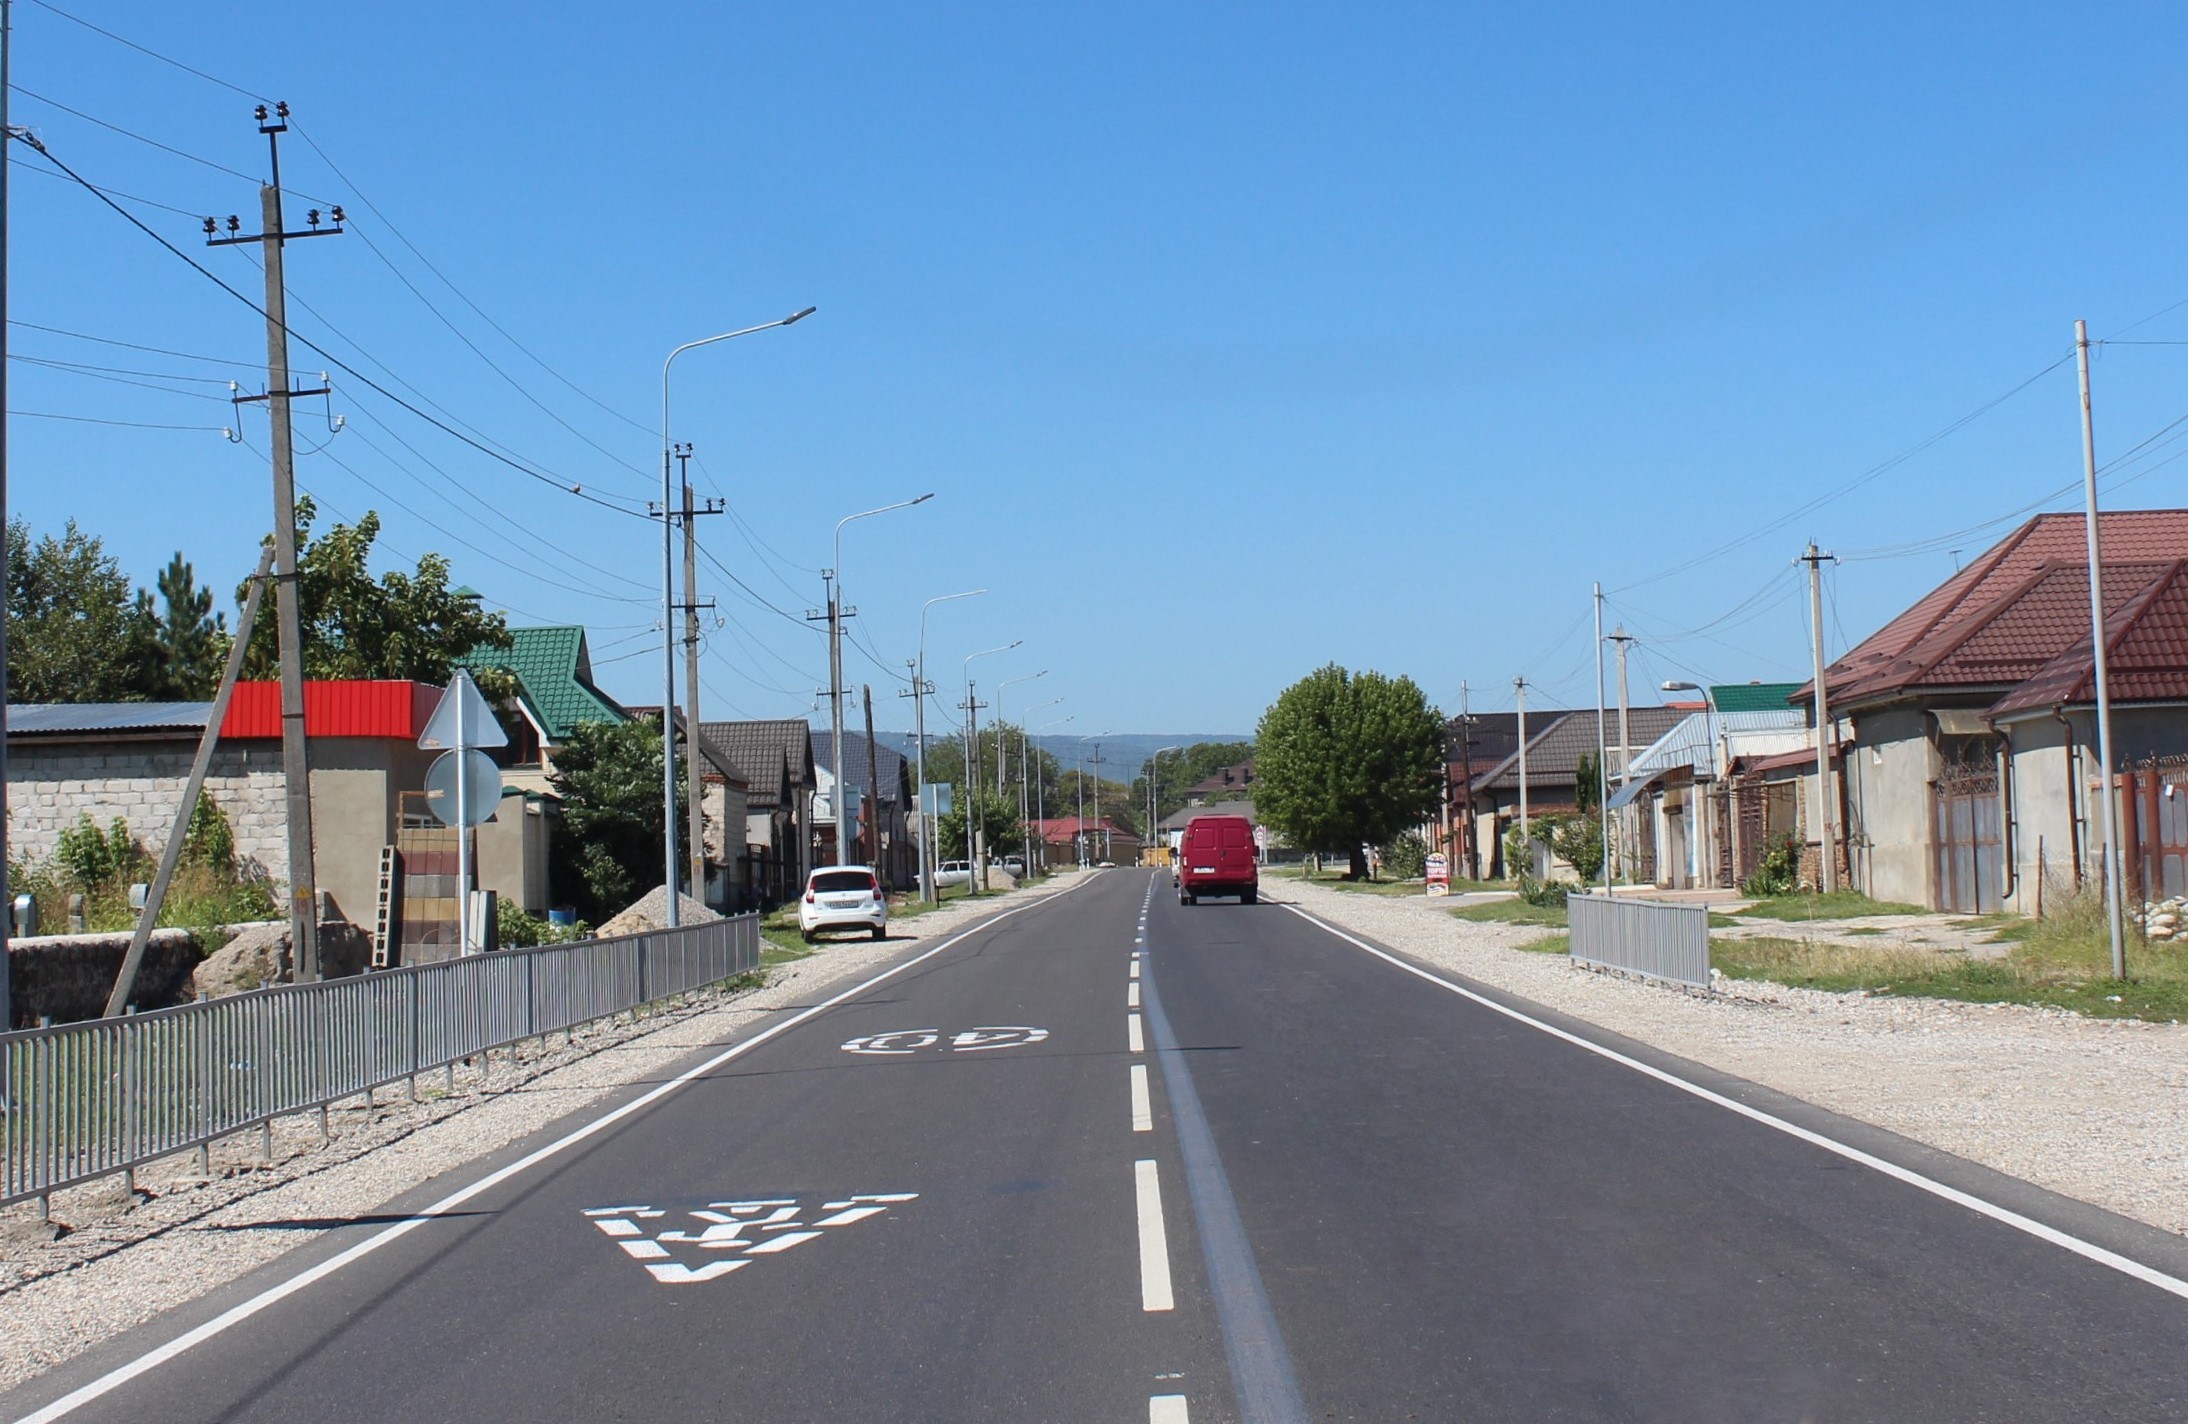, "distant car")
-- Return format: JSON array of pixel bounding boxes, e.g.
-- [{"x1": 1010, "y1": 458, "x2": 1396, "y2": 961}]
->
[
  {"x1": 1178, "y1": 813, "x2": 1258, "y2": 905},
  {"x1": 933, "y1": 860, "x2": 972, "y2": 889},
  {"x1": 799, "y1": 866, "x2": 887, "y2": 941},
  {"x1": 1002, "y1": 856, "x2": 1027, "y2": 877}
]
